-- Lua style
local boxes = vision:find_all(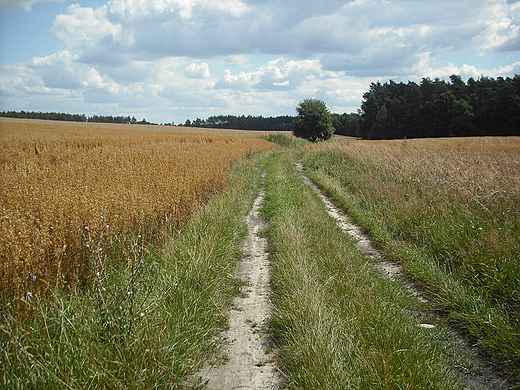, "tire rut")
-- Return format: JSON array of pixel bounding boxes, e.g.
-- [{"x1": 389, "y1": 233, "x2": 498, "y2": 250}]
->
[{"x1": 200, "y1": 174, "x2": 284, "y2": 390}]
